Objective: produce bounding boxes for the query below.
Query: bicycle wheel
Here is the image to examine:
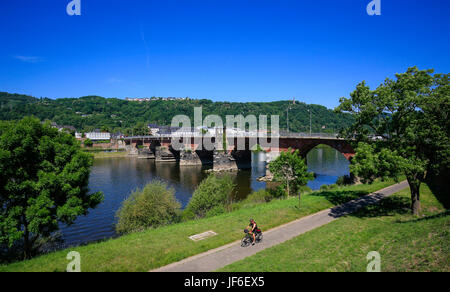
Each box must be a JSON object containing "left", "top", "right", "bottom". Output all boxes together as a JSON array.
[
  {"left": 257, "top": 233, "right": 263, "bottom": 243},
  {"left": 241, "top": 236, "right": 251, "bottom": 247}
]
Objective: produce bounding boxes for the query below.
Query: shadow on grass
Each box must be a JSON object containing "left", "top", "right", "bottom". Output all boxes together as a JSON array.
[
  {"left": 426, "top": 178, "right": 450, "bottom": 210},
  {"left": 318, "top": 191, "right": 411, "bottom": 219},
  {"left": 352, "top": 196, "right": 411, "bottom": 218},
  {"left": 310, "top": 190, "right": 369, "bottom": 206},
  {"left": 397, "top": 210, "right": 450, "bottom": 224}
]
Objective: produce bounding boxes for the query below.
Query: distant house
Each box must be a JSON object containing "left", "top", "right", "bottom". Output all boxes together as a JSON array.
[
  {"left": 50, "top": 122, "right": 76, "bottom": 133},
  {"left": 60, "top": 125, "right": 76, "bottom": 133},
  {"left": 111, "top": 132, "right": 124, "bottom": 139},
  {"left": 148, "top": 123, "right": 161, "bottom": 135},
  {"left": 86, "top": 131, "right": 111, "bottom": 141},
  {"left": 75, "top": 132, "right": 83, "bottom": 139}
]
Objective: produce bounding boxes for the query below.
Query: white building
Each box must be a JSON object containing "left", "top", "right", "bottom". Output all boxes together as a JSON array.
[
  {"left": 86, "top": 132, "right": 111, "bottom": 141},
  {"left": 75, "top": 132, "right": 83, "bottom": 139}
]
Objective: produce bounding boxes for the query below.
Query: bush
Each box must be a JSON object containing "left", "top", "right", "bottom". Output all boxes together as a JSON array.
[
  {"left": 269, "top": 186, "right": 288, "bottom": 199},
  {"left": 320, "top": 184, "right": 338, "bottom": 191},
  {"left": 205, "top": 205, "right": 227, "bottom": 218},
  {"left": 180, "top": 208, "right": 196, "bottom": 222},
  {"left": 184, "top": 174, "right": 235, "bottom": 218},
  {"left": 84, "top": 138, "right": 93, "bottom": 147},
  {"left": 336, "top": 175, "right": 354, "bottom": 186},
  {"left": 297, "top": 185, "right": 313, "bottom": 194},
  {"left": 115, "top": 181, "right": 181, "bottom": 234},
  {"left": 242, "top": 190, "right": 273, "bottom": 204}
]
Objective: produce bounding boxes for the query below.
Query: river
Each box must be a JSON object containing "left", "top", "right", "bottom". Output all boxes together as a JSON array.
[{"left": 60, "top": 145, "right": 350, "bottom": 247}]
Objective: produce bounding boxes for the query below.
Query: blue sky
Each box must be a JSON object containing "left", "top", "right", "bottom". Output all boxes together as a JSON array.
[{"left": 0, "top": 0, "right": 449, "bottom": 108}]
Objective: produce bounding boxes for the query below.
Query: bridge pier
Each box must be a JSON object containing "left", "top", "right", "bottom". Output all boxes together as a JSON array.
[
  {"left": 124, "top": 135, "right": 355, "bottom": 175},
  {"left": 212, "top": 150, "right": 238, "bottom": 172},
  {"left": 155, "top": 146, "right": 177, "bottom": 162},
  {"left": 137, "top": 148, "right": 155, "bottom": 159},
  {"left": 179, "top": 150, "right": 203, "bottom": 166}
]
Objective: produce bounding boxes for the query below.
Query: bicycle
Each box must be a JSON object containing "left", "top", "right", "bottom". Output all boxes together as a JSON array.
[{"left": 241, "top": 229, "right": 263, "bottom": 247}]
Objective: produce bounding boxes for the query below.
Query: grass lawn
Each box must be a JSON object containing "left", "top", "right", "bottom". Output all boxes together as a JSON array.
[
  {"left": 218, "top": 184, "right": 449, "bottom": 272},
  {"left": 90, "top": 151, "right": 128, "bottom": 159},
  {"left": 1, "top": 179, "right": 400, "bottom": 272}
]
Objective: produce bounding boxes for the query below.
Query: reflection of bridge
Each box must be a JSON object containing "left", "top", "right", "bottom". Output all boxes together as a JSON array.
[{"left": 124, "top": 133, "right": 355, "bottom": 172}]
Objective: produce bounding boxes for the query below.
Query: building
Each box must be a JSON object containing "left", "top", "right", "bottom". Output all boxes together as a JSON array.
[
  {"left": 86, "top": 131, "right": 111, "bottom": 141},
  {"left": 148, "top": 124, "right": 161, "bottom": 135}
]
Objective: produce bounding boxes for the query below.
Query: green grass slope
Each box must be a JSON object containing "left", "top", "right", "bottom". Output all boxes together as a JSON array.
[
  {"left": 0, "top": 180, "right": 398, "bottom": 272},
  {"left": 219, "top": 184, "right": 449, "bottom": 272}
]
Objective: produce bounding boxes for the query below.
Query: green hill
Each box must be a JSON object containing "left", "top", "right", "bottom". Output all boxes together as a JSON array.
[{"left": 0, "top": 92, "right": 353, "bottom": 133}]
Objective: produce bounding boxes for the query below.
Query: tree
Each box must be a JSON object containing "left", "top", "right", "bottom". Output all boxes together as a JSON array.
[
  {"left": 84, "top": 138, "right": 93, "bottom": 147},
  {"left": 100, "top": 125, "right": 110, "bottom": 133},
  {"left": 133, "top": 122, "right": 150, "bottom": 136},
  {"left": 0, "top": 117, "right": 103, "bottom": 259},
  {"left": 335, "top": 67, "right": 449, "bottom": 215},
  {"left": 269, "top": 148, "right": 314, "bottom": 206}
]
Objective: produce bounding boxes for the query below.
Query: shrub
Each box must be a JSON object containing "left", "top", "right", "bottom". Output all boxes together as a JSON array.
[
  {"left": 298, "top": 185, "right": 313, "bottom": 194},
  {"left": 242, "top": 190, "right": 273, "bottom": 204},
  {"left": 252, "top": 144, "right": 265, "bottom": 153},
  {"left": 84, "top": 138, "right": 93, "bottom": 147},
  {"left": 115, "top": 181, "right": 181, "bottom": 234},
  {"left": 336, "top": 175, "right": 354, "bottom": 186},
  {"left": 180, "top": 208, "right": 196, "bottom": 222},
  {"left": 184, "top": 174, "right": 235, "bottom": 218},
  {"left": 320, "top": 184, "right": 338, "bottom": 191},
  {"left": 205, "top": 205, "right": 227, "bottom": 218},
  {"left": 269, "top": 186, "right": 288, "bottom": 199}
]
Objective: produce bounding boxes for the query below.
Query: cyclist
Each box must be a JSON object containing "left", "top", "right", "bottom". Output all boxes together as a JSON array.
[{"left": 247, "top": 219, "right": 259, "bottom": 245}]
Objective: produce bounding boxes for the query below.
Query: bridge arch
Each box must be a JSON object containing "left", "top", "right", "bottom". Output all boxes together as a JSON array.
[
  {"left": 300, "top": 140, "right": 355, "bottom": 161},
  {"left": 278, "top": 138, "right": 355, "bottom": 161}
]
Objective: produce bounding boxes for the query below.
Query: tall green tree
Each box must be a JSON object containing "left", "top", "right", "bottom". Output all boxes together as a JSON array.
[
  {"left": 269, "top": 148, "right": 314, "bottom": 206},
  {"left": 0, "top": 117, "right": 103, "bottom": 258},
  {"left": 335, "top": 67, "right": 449, "bottom": 215}
]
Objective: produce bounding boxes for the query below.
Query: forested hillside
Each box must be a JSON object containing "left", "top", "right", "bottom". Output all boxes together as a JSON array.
[{"left": 0, "top": 92, "right": 353, "bottom": 133}]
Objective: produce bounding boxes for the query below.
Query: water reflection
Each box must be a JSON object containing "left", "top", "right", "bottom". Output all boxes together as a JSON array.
[{"left": 306, "top": 144, "right": 350, "bottom": 190}]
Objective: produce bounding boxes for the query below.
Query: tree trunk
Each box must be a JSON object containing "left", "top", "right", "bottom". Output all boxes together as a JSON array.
[
  {"left": 23, "top": 224, "right": 31, "bottom": 259},
  {"left": 22, "top": 214, "right": 32, "bottom": 259},
  {"left": 407, "top": 176, "right": 422, "bottom": 216},
  {"left": 298, "top": 191, "right": 301, "bottom": 208},
  {"left": 286, "top": 178, "right": 290, "bottom": 197},
  {"left": 410, "top": 184, "right": 421, "bottom": 216}
]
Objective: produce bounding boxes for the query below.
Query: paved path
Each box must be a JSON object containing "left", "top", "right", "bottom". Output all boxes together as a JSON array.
[{"left": 152, "top": 181, "right": 409, "bottom": 272}]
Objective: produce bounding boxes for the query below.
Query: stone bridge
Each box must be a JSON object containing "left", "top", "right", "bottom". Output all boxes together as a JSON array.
[{"left": 124, "top": 134, "right": 355, "bottom": 172}]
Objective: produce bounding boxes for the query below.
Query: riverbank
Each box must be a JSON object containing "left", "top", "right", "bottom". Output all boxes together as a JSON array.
[
  {"left": 81, "top": 149, "right": 128, "bottom": 159},
  {"left": 219, "top": 184, "right": 449, "bottom": 272},
  {"left": 90, "top": 151, "right": 129, "bottom": 159},
  {"left": 1, "top": 179, "right": 400, "bottom": 272}
]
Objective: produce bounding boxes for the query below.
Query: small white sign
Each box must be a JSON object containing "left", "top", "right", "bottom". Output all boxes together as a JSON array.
[{"left": 189, "top": 230, "right": 218, "bottom": 242}]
